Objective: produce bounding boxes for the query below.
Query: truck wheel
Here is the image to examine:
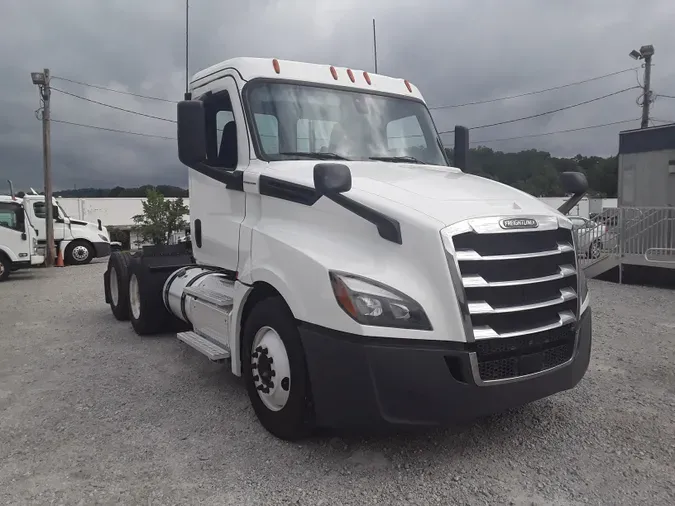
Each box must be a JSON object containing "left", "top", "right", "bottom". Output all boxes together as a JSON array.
[
  {"left": 105, "top": 252, "right": 132, "bottom": 321},
  {"left": 242, "top": 296, "right": 314, "bottom": 440},
  {"left": 588, "top": 240, "right": 602, "bottom": 259},
  {"left": 66, "top": 240, "right": 94, "bottom": 265},
  {"left": 0, "top": 255, "right": 10, "bottom": 282},
  {"left": 127, "top": 260, "right": 172, "bottom": 335}
]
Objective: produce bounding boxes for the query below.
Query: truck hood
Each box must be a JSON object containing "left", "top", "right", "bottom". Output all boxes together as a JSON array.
[{"left": 266, "top": 160, "right": 561, "bottom": 226}]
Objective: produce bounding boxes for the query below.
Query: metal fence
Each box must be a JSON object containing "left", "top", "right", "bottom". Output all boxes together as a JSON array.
[{"left": 577, "top": 207, "right": 675, "bottom": 272}]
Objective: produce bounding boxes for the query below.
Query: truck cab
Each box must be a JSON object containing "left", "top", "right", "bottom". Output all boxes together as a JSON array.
[
  {"left": 104, "top": 57, "right": 592, "bottom": 440},
  {"left": 0, "top": 196, "right": 44, "bottom": 281},
  {"left": 22, "top": 194, "right": 112, "bottom": 265}
]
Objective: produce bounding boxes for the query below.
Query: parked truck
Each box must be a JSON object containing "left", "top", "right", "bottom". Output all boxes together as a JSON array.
[
  {"left": 0, "top": 192, "right": 44, "bottom": 281},
  {"left": 102, "top": 57, "right": 592, "bottom": 440},
  {"left": 20, "top": 192, "right": 112, "bottom": 265}
]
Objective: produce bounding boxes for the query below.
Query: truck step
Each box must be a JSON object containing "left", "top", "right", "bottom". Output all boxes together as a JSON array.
[
  {"left": 177, "top": 331, "right": 231, "bottom": 361},
  {"left": 183, "top": 285, "right": 233, "bottom": 307}
]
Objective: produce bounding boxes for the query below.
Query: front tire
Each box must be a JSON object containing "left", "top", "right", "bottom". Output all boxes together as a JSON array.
[
  {"left": 0, "top": 255, "right": 11, "bottom": 282},
  {"left": 66, "top": 240, "right": 94, "bottom": 265},
  {"left": 242, "top": 296, "right": 314, "bottom": 440}
]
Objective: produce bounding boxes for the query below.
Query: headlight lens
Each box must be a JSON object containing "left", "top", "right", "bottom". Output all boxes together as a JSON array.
[
  {"left": 98, "top": 234, "right": 109, "bottom": 242},
  {"left": 329, "top": 272, "right": 432, "bottom": 330}
]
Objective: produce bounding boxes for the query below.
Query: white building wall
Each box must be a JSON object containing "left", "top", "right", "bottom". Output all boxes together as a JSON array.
[{"left": 56, "top": 197, "right": 190, "bottom": 227}]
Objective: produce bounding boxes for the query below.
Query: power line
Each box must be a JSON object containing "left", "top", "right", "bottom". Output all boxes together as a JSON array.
[
  {"left": 656, "top": 94, "right": 675, "bottom": 100},
  {"left": 51, "top": 75, "right": 176, "bottom": 103},
  {"left": 468, "top": 118, "right": 639, "bottom": 145},
  {"left": 52, "top": 119, "right": 176, "bottom": 140},
  {"left": 428, "top": 68, "right": 638, "bottom": 110},
  {"left": 438, "top": 86, "right": 638, "bottom": 134},
  {"left": 51, "top": 87, "right": 176, "bottom": 124}
]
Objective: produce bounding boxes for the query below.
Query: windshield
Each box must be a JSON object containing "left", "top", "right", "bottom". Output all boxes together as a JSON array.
[{"left": 245, "top": 82, "right": 448, "bottom": 166}]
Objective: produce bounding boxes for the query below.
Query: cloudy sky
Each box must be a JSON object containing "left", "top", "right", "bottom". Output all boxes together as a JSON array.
[{"left": 1, "top": 0, "right": 674, "bottom": 192}]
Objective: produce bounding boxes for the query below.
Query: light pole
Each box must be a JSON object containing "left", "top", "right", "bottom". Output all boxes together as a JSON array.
[
  {"left": 31, "top": 69, "right": 55, "bottom": 267},
  {"left": 629, "top": 45, "right": 655, "bottom": 129}
]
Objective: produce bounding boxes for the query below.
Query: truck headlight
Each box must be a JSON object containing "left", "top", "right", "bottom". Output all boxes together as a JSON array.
[
  {"left": 329, "top": 272, "right": 432, "bottom": 330},
  {"left": 98, "top": 234, "right": 109, "bottom": 242},
  {"left": 32, "top": 237, "right": 37, "bottom": 252}
]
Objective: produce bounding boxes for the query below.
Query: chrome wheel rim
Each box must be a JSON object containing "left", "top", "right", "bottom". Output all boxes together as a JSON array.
[
  {"left": 110, "top": 266, "right": 119, "bottom": 306},
  {"left": 251, "top": 326, "right": 291, "bottom": 412},
  {"left": 129, "top": 274, "right": 141, "bottom": 320},
  {"left": 72, "top": 245, "right": 89, "bottom": 262}
]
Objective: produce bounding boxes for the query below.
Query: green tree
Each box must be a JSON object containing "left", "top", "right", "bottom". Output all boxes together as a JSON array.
[{"left": 132, "top": 188, "right": 189, "bottom": 245}]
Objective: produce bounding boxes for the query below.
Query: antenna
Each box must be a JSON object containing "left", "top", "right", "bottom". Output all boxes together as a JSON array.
[
  {"left": 372, "top": 19, "right": 378, "bottom": 74},
  {"left": 184, "top": 0, "right": 191, "bottom": 100}
]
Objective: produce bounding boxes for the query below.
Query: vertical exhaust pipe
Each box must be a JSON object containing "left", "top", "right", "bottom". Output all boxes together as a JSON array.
[{"left": 7, "top": 179, "right": 15, "bottom": 200}]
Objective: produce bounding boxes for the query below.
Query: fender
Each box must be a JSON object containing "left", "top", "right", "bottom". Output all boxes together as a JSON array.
[
  {"left": 248, "top": 266, "right": 308, "bottom": 322},
  {"left": 0, "top": 245, "right": 19, "bottom": 262}
]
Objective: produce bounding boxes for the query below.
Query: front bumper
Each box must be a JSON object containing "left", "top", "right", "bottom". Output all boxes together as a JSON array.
[
  {"left": 300, "top": 308, "right": 592, "bottom": 429},
  {"left": 93, "top": 241, "right": 111, "bottom": 258}
]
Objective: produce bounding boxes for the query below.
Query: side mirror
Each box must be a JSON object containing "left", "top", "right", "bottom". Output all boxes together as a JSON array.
[
  {"left": 177, "top": 100, "right": 207, "bottom": 167},
  {"left": 313, "top": 163, "right": 352, "bottom": 195},
  {"left": 454, "top": 125, "right": 469, "bottom": 170},
  {"left": 560, "top": 171, "right": 588, "bottom": 194},
  {"left": 21, "top": 233, "right": 27, "bottom": 241},
  {"left": 557, "top": 171, "right": 589, "bottom": 215},
  {"left": 97, "top": 219, "right": 102, "bottom": 231}
]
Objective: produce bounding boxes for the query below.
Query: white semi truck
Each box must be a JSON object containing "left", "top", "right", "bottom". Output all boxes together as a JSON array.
[
  {"left": 103, "top": 57, "right": 592, "bottom": 440},
  {"left": 20, "top": 192, "right": 112, "bottom": 265},
  {"left": 0, "top": 192, "right": 44, "bottom": 281}
]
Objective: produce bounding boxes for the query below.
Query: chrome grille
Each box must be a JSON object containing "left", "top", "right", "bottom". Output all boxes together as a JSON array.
[{"left": 443, "top": 215, "right": 579, "bottom": 381}]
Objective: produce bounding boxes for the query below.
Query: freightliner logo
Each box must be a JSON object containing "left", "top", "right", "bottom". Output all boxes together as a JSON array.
[{"left": 499, "top": 218, "right": 539, "bottom": 229}]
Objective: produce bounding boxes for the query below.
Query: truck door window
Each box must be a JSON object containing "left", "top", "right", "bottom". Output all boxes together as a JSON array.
[
  {"left": 204, "top": 91, "right": 238, "bottom": 169},
  {"left": 0, "top": 202, "right": 23, "bottom": 231},
  {"left": 33, "top": 202, "right": 59, "bottom": 220}
]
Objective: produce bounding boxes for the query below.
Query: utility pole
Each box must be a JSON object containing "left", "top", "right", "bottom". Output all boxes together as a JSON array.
[
  {"left": 629, "top": 45, "right": 654, "bottom": 128},
  {"left": 30, "top": 68, "right": 54, "bottom": 267},
  {"left": 372, "top": 19, "right": 378, "bottom": 74},
  {"left": 185, "top": 0, "right": 191, "bottom": 100}
]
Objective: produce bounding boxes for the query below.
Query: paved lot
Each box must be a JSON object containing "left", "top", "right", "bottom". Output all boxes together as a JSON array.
[{"left": 1, "top": 261, "right": 674, "bottom": 505}]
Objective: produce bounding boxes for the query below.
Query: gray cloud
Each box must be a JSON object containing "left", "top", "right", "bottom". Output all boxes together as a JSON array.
[{"left": 1, "top": 0, "right": 674, "bottom": 191}]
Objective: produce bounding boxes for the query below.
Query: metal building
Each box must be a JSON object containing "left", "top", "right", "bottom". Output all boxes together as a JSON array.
[
  {"left": 583, "top": 123, "right": 675, "bottom": 279},
  {"left": 618, "top": 123, "right": 675, "bottom": 207}
]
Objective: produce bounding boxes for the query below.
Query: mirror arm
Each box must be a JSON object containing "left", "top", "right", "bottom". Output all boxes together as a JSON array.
[
  {"left": 324, "top": 193, "right": 402, "bottom": 244},
  {"left": 189, "top": 161, "right": 244, "bottom": 191},
  {"left": 557, "top": 191, "right": 587, "bottom": 215}
]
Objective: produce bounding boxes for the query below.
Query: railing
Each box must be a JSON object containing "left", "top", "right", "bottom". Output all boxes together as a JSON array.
[{"left": 580, "top": 206, "right": 675, "bottom": 272}]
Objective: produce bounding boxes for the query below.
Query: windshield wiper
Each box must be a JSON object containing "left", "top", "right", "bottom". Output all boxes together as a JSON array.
[
  {"left": 279, "top": 151, "right": 349, "bottom": 160},
  {"left": 369, "top": 155, "right": 423, "bottom": 164}
]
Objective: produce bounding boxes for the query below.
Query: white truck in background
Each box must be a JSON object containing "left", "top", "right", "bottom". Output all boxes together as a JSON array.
[
  {"left": 0, "top": 187, "right": 44, "bottom": 281},
  {"left": 20, "top": 190, "right": 112, "bottom": 265},
  {"left": 102, "top": 57, "right": 592, "bottom": 440}
]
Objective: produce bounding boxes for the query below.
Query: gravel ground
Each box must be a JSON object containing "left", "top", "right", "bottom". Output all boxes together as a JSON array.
[{"left": 0, "top": 260, "right": 674, "bottom": 505}]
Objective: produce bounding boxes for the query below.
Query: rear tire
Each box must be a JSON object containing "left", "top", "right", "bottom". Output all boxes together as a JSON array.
[
  {"left": 66, "top": 239, "right": 94, "bottom": 265},
  {"left": 104, "top": 251, "right": 133, "bottom": 321},
  {"left": 127, "top": 258, "right": 186, "bottom": 335},
  {"left": 242, "top": 296, "right": 314, "bottom": 440},
  {"left": 0, "top": 255, "right": 11, "bottom": 282}
]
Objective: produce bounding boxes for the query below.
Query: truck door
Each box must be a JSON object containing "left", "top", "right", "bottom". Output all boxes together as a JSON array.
[
  {"left": 189, "top": 75, "right": 248, "bottom": 271},
  {"left": 31, "top": 199, "right": 66, "bottom": 245},
  {"left": 0, "top": 201, "right": 30, "bottom": 262}
]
